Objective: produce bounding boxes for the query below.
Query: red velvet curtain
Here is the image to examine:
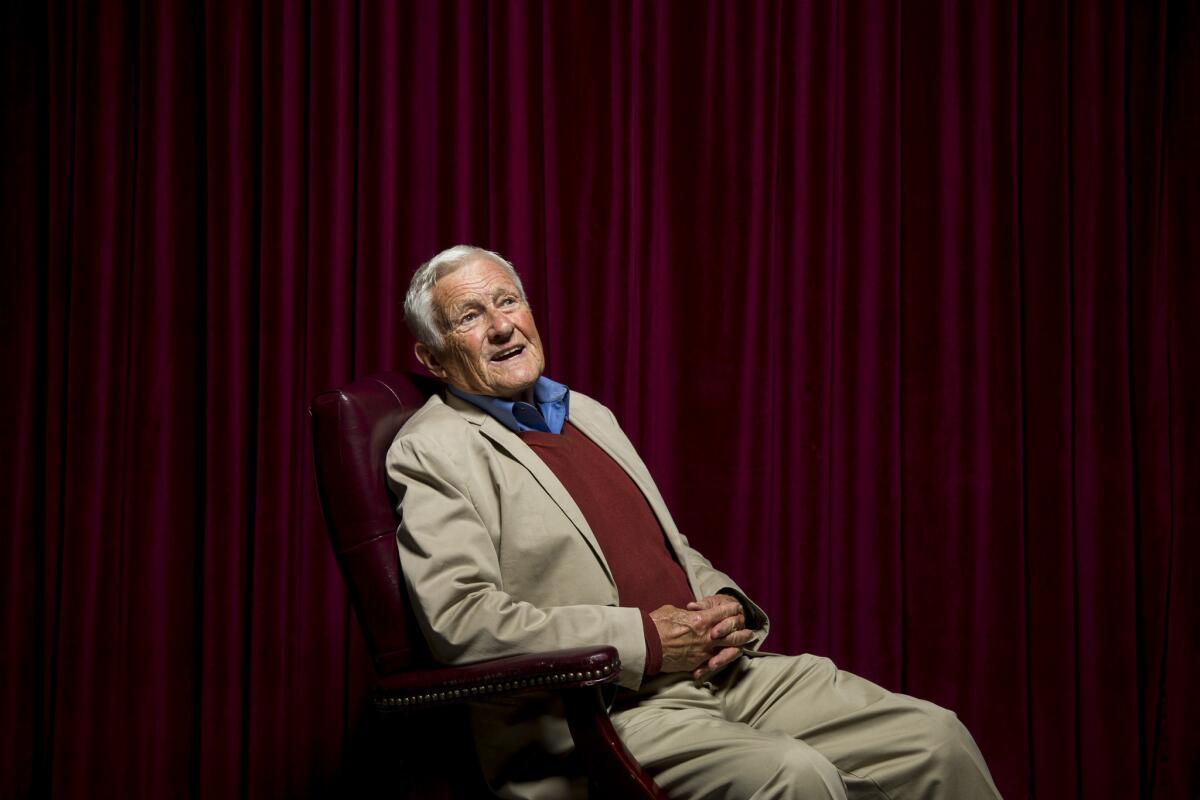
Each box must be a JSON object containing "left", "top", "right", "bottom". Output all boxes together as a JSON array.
[{"left": 3, "top": 1, "right": 1197, "bottom": 797}]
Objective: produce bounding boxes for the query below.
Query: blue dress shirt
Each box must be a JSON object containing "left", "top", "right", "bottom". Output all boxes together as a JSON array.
[{"left": 448, "top": 376, "right": 570, "bottom": 434}]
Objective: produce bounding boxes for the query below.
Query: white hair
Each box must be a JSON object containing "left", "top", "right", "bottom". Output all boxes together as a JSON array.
[{"left": 404, "top": 245, "right": 527, "bottom": 349}]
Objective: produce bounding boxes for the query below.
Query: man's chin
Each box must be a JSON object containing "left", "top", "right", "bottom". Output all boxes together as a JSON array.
[
  {"left": 488, "top": 371, "right": 540, "bottom": 399},
  {"left": 484, "top": 354, "right": 539, "bottom": 385}
]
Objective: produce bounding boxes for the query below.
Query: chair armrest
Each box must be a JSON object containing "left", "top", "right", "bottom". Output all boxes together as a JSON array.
[
  {"left": 373, "top": 644, "right": 665, "bottom": 798},
  {"left": 373, "top": 645, "right": 622, "bottom": 711}
]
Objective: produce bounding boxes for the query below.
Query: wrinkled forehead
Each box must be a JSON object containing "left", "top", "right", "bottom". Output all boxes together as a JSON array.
[{"left": 432, "top": 258, "right": 520, "bottom": 314}]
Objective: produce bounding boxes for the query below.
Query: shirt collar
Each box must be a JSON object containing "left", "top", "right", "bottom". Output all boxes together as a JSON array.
[{"left": 447, "top": 376, "right": 570, "bottom": 434}]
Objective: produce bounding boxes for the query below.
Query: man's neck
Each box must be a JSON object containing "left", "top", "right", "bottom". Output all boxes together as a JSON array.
[
  {"left": 446, "top": 376, "right": 569, "bottom": 436},
  {"left": 447, "top": 383, "right": 537, "bottom": 403}
]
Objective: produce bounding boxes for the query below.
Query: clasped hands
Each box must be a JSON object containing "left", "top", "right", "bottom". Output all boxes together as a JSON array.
[{"left": 651, "top": 594, "right": 754, "bottom": 680}]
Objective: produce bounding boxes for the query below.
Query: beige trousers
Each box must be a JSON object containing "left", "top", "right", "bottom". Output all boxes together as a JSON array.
[{"left": 610, "top": 653, "right": 1002, "bottom": 800}]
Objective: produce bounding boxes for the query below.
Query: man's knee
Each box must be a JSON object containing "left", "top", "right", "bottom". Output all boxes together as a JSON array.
[
  {"left": 903, "top": 703, "right": 997, "bottom": 795},
  {"left": 916, "top": 705, "right": 970, "bottom": 758},
  {"left": 741, "top": 737, "right": 846, "bottom": 800}
]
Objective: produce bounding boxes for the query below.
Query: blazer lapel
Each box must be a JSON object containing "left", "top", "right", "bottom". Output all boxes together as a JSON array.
[{"left": 444, "top": 392, "right": 617, "bottom": 586}]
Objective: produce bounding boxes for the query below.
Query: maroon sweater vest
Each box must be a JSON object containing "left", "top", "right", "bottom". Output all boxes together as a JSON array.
[{"left": 519, "top": 422, "right": 694, "bottom": 675}]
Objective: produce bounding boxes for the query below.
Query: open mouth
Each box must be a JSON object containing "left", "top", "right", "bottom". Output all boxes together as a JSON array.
[{"left": 490, "top": 345, "right": 525, "bottom": 363}]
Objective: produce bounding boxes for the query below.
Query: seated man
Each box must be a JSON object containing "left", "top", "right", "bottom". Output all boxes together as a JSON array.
[{"left": 387, "top": 245, "right": 1002, "bottom": 799}]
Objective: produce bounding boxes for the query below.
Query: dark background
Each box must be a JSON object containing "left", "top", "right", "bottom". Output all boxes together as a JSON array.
[{"left": 3, "top": 1, "right": 1197, "bottom": 797}]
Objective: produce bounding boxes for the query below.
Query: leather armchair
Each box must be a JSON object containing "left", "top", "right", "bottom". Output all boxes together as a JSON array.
[{"left": 309, "top": 372, "right": 665, "bottom": 799}]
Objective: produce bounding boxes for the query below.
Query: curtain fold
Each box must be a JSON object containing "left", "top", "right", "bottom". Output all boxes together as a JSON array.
[{"left": 3, "top": 1, "right": 1196, "bottom": 797}]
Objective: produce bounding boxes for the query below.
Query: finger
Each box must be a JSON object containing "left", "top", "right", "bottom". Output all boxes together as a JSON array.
[
  {"left": 707, "top": 615, "right": 734, "bottom": 640},
  {"left": 686, "top": 601, "right": 704, "bottom": 610},
  {"left": 696, "top": 603, "right": 741, "bottom": 626},
  {"left": 711, "top": 629, "right": 754, "bottom": 648},
  {"left": 709, "top": 594, "right": 741, "bottom": 612},
  {"left": 709, "top": 613, "right": 747, "bottom": 640},
  {"left": 708, "top": 646, "right": 741, "bottom": 671},
  {"left": 692, "top": 646, "right": 741, "bottom": 680},
  {"left": 710, "top": 646, "right": 735, "bottom": 667}
]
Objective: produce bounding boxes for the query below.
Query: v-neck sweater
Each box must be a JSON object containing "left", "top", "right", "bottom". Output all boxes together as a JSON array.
[{"left": 519, "top": 422, "right": 695, "bottom": 675}]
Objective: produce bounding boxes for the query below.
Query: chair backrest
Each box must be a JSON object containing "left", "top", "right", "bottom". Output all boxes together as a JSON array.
[{"left": 309, "top": 371, "right": 441, "bottom": 675}]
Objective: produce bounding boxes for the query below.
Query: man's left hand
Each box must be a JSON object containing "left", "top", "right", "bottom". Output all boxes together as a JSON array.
[{"left": 686, "top": 594, "right": 749, "bottom": 680}]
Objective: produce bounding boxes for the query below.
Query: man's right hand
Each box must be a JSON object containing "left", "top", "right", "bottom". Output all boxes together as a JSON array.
[{"left": 650, "top": 600, "right": 754, "bottom": 678}]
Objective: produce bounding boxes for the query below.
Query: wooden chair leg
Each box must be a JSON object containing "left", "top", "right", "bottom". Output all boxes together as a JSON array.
[{"left": 560, "top": 686, "right": 669, "bottom": 799}]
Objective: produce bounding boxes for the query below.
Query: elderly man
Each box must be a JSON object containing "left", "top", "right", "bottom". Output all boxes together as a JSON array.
[{"left": 387, "top": 245, "right": 1001, "bottom": 799}]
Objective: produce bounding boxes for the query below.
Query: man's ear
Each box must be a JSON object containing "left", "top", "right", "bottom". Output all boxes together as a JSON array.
[{"left": 414, "top": 341, "right": 447, "bottom": 379}]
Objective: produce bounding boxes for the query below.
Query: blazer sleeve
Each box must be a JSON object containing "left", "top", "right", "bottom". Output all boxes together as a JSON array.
[{"left": 387, "top": 429, "right": 650, "bottom": 690}]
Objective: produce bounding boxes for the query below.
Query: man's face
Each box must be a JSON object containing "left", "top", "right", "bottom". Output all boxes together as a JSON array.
[{"left": 416, "top": 258, "right": 546, "bottom": 399}]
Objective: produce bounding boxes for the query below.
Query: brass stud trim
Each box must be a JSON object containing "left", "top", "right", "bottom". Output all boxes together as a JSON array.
[{"left": 374, "top": 655, "right": 624, "bottom": 711}]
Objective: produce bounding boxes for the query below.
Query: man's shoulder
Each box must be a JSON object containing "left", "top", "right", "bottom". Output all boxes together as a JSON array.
[
  {"left": 385, "top": 393, "right": 495, "bottom": 491},
  {"left": 393, "top": 392, "right": 476, "bottom": 444},
  {"left": 385, "top": 392, "right": 474, "bottom": 459},
  {"left": 401, "top": 391, "right": 456, "bottom": 428},
  {"left": 565, "top": 389, "right": 618, "bottom": 428}
]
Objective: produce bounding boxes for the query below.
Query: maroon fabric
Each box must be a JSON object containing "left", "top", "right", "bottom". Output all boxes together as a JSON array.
[
  {"left": 639, "top": 616, "right": 663, "bottom": 677},
  {"left": 521, "top": 423, "right": 696, "bottom": 675},
  {"left": 3, "top": 2, "right": 1199, "bottom": 798}
]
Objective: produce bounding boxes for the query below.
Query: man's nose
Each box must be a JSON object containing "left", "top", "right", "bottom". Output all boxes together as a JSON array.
[{"left": 486, "top": 308, "right": 514, "bottom": 339}]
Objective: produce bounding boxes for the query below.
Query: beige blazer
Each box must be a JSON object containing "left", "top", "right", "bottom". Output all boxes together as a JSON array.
[
  {"left": 386, "top": 388, "right": 769, "bottom": 794},
  {"left": 387, "top": 389, "right": 769, "bottom": 688}
]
